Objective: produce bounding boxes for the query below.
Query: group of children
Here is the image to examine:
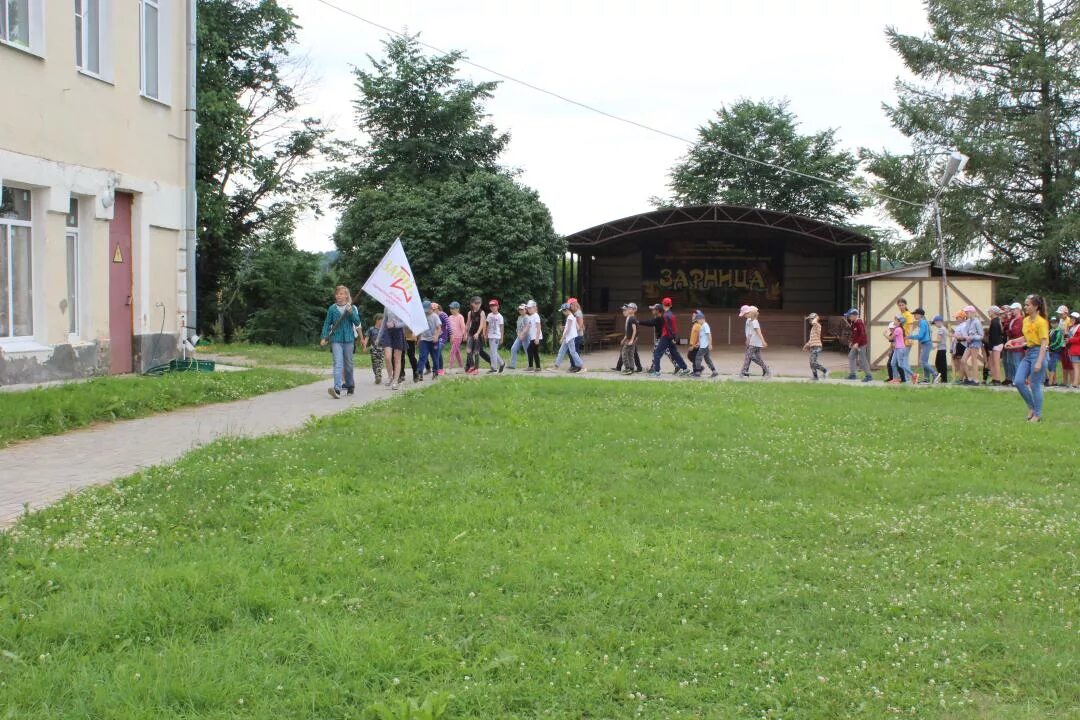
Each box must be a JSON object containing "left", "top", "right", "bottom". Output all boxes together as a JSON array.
[
  {"left": 351, "top": 295, "right": 549, "bottom": 392},
  {"left": 322, "top": 286, "right": 1075, "bottom": 421}
]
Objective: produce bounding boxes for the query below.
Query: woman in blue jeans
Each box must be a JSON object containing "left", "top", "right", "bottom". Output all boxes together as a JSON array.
[{"left": 1008, "top": 295, "right": 1050, "bottom": 422}]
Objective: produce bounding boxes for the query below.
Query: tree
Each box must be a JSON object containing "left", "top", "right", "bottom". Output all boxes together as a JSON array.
[
  {"left": 865, "top": 0, "right": 1080, "bottom": 294},
  {"left": 196, "top": 0, "right": 327, "bottom": 336},
  {"left": 231, "top": 227, "right": 332, "bottom": 346},
  {"left": 661, "top": 99, "right": 864, "bottom": 223},
  {"left": 325, "top": 35, "right": 562, "bottom": 311},
  {"left": 334, "top": 174, "right": 558, "bottom": 318},
  {"left": 322, "top": 34, "right": 509, "bottom": 199}
]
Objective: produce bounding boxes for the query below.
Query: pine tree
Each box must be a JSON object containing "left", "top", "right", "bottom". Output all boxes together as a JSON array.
[{"left": 865, "top": 0, "right": 1080, "bottom": 292}]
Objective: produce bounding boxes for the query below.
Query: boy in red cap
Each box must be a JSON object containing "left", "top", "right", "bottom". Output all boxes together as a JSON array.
[{"left": 647, "top": 297, "right": 689, "bottom": 376}]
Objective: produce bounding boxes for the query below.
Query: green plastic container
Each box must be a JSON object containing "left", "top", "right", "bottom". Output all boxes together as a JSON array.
[{"left": 168, "top": 358, "right": 216, "bottom": 373}]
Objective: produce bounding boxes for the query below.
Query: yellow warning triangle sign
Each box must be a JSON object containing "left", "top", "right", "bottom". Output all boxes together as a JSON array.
[{"left": 113, "top": 244, "right": 124, "bottom": 263}]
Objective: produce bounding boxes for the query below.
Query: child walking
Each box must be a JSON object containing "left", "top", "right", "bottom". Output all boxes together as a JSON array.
[
  {"left": 432, "top": 302, "right": 450, "bottom": 376},
  {"left": 803, "top": 312, "right": 828, "bottom": 380},
  {"left": 932, "top": 314, "right": 948, "bottom": 383},
  {"left": 486, "top": 299, "right": 506, "bottom": 373},
  {"left": 320, "top": 285, "right": 362, "bottom": 399},
  {"left": 739, "top": 305, "right": 771, "bottom": 378},
  {"left": 620, "top": 303, "right": 640, "bottom": 375},
  {"left": 509, "top": 303, "right": 528, "bottom": 369},
  {"left": 465, "top": 296, "right": 487, "bottom": 375},
  {"left": 366, "top": 313, "right": 385, "bottom": 384},
  {"left": 416, "top": 300, "right": 443, "bottom": 383},
  {"left": 887, "top": 315, "right": 910, "bottom": 384},
  {"left": 552, "top": 303, "right": 584, "bottom": 372},
  {"left": 692, "top": 310, "right": 717, "bottom": 377},
  {"left": 447, "top": 301, "right": 466, "bottom": 370},
  {"left": 687, "top": 311, "right": 701, "bottom": 371},
  {"left": 525, "top": 300, "right": 543, "bottom": 371}
]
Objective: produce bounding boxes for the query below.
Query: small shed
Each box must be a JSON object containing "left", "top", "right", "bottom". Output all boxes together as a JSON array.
[{"left": 848, "top": 262, "right": 1016, "bottom": 368}]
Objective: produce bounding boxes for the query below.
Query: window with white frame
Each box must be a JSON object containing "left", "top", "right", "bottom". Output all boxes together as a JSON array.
[
  {"left": 140, "top": 0, "right": 160, "bottom": 99},
  {"left": 1, "top": 0, "right": 31, "bottom": 48},
  {"left": 65, "top": 198, "right": 80, "bottom": 337},
  {"left": 0, "top": 186, "right": 34, "bottom": 339},
  {"left": 74, "top": 0, "right": 101, "bottom": 74}
]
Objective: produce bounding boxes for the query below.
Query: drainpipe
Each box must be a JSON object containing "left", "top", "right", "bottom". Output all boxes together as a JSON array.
[{"left": 184, "top": 0, "right": 198, "bottom": 333}]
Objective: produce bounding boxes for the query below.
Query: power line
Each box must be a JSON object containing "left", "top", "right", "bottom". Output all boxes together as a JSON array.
[{"left": 310, "top": 0, "right": 926, "bottom": 210}]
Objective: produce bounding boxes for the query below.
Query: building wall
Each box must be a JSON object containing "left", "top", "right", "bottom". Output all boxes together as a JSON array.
[
  {"left": 0, "top": 0, "right": 189, "bottom": 384},
  {"left": 863, "top": 277, "right": 996, "bottom": 368},
  {"left": 783, "top": 252, "right": 835, "bottom": 312}
]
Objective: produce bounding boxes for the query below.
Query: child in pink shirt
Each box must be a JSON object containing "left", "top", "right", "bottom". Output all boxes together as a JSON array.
[
  {"left": 887, "top": 315, "right": 913, "bottom": 384},
  {"left": 447, "top": 301, "right": 467, "bottom": 370}
]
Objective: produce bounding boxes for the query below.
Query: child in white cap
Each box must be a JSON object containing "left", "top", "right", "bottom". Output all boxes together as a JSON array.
[
  {"left": 739, "top": 306, "right": 771, "bottom": 378},
  {"left": 803, "top": 312, "right": 828, "bottom": 380}
]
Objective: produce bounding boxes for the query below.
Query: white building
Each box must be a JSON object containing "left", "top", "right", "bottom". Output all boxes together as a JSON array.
[{"left": 0, "top": 0, "right": 195, "bottom": 384}]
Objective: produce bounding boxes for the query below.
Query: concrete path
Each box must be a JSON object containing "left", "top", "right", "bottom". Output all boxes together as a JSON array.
[{"left": 0, "top": 377, "right": 417, "bottom": 528}]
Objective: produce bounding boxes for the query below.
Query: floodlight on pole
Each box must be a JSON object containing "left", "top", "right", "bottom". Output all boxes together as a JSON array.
[{"left": 933, "top": 151, "right": 969, "bottom": 337}]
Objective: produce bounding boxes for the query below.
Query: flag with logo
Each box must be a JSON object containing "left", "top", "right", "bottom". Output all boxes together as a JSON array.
[{"left": 361, "top": 237, "right": 428, "bottom": 335}]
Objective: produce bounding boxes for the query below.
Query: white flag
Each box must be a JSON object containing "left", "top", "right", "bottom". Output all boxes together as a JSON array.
[{"left": 361, "top": 238, "right": 428, "bottom": 335}]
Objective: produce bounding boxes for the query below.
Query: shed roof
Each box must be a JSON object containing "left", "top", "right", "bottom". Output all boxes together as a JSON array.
[{"left": 848, "top": 261, "right": 1017, "bottom": 282}]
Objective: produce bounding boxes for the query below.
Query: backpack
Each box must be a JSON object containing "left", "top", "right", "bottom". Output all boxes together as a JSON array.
[{"left": 1049, "top": 327, "right": 1066, "bottom": 352}]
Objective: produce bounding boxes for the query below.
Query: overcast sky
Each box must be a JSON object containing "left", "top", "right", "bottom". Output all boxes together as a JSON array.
[{"left": 282, "top": 0, "right": 930, "bottom": 252}]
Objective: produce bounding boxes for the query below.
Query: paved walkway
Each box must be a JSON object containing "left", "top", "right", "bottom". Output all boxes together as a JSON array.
[{"left": 0, "top": 376, "right": 417, "bottom": 528}]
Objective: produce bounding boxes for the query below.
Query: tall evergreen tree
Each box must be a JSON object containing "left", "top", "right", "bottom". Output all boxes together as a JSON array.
[
  {"left": 661, "top": 99, "right": 864, "bottom": 224},
  {"left": 865, "top": 0, "right": 1080, "bottom": 292},
  {"left": 322, "top": 35, "right": 509, "bottom": 199}
]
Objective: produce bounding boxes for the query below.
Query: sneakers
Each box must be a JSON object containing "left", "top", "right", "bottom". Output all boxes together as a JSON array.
[
  {"left": 375, "top": 376, "right": 382, "bottom": 385},
  {"left": 389, "top": 382, "right": 398, "bottom": 391},
  {"left": 486, "top": 368, "right": 497, "bottom": 374},
  {"left": 328, "top": 387, "right": 341, "bottom": 399},
  {"left": 647, "top": 370, "right": 661, "bottom": 377},
  {"left": 569, "top": 366, "right": 582, "bottom": 374},
  {"left": 862, "top": 375, "right": 873, "bottom": 382},
  {"left": 676, "top": 369, "right": 691, "bottom": 377},
  {"left": 846, "top": 373, "right": 857, "bottom": 380},
  {"left": 821, "top": 368, "right": 830, "bottom": 380},
  {"left": 498, "top": 363, "right": 506, "bottom": 374},
  {"left": 710, "top": 371, "right": 719, "bottom": 378},
  {"left": 622, "top": 369, "right": 634, "bottom": 375}
]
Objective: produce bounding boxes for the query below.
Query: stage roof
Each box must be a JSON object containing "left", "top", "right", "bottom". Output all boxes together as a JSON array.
[{"left": 565, "top": 204, "right": 873, "bottom": 255}]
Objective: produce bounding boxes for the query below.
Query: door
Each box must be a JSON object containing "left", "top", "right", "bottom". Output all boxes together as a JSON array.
[{"left": 108, "top": 192, "right": 134, "bottom": 374}]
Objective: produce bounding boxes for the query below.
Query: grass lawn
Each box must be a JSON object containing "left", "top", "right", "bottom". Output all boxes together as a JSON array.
[
  {"left": 0, "top": 368, "right": 317, "bottom": 447},
  {"left": 1, "top": 379, "right": 1077, "bottom": 718}
]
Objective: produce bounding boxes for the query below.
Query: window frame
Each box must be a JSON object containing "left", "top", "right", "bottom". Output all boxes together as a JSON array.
[
  {"left": 0, "top": 185, "right": 35, "bottom": 342},
  {"left": 0, "top": 0, "right": 43, "bottom": 57},
  {"left": 65, "top": 199, "right": 81, "bottom": 339},
  {"left": 74, "top": 0, "right": 102, "bottom": 77},
  {"left": 1, "top": 0, "right": 30, "bottom": 49},
  {"left": 139, "top": 0, "right": 160, "bottom": 100}
]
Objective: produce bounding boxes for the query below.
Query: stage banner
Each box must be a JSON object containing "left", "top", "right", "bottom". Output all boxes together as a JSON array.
[
  {"left": 361, "top": 238, "right": 428, "bottom": 335},
  {"left": 642, "top": 237, "right": 783, "bottom": 309}
]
